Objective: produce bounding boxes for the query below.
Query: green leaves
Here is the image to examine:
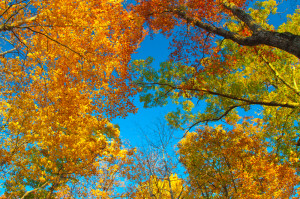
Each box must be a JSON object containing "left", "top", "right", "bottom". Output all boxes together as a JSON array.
[{"left": 130, "top": 0, "right": 300, "bottom": 197}]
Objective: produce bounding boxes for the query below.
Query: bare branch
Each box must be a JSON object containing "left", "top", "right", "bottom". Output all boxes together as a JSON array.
[
  {"left": 0, "top": 48, "right": 17, "bottom": 56},
  {"left": 185, "top": 104, "right": 241, "bottom": 133}
]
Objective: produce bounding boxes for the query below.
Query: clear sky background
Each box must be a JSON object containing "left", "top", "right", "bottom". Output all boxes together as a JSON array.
[{"left": 112, "top": 34, "right": 181, "bottom": 146}]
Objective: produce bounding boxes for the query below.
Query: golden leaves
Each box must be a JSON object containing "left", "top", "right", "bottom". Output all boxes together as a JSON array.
[
  {"left": 178, "top": 119, "right": 300, "bottom": 198},
  {"left": 134, "top": 174, "right": 187, "bottom": 198},
  {"left": 0, "top": 0, "right": 144, "bottom": 197}
]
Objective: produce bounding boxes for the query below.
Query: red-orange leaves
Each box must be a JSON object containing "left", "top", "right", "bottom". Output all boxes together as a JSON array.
[{"left": 134, "top": 0, "right": 248, "bottom": 66}]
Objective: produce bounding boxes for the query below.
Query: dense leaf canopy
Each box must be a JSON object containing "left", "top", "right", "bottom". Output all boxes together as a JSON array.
[{"left": 0, "top": 0, "right": 299, "bottom": 198}]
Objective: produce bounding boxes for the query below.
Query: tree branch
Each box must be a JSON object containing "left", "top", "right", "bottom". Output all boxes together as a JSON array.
[
  {"left": 257, "top": 51, "right": 300, "bottom": 96},
  {"left": 185, "top": 104, "right": 241, "bottom": 132},
  {"left": 172, "top": 5, "right": 300, "bottom": 59},
  {"left": 0, "top": 15, "right": 37, "bottom": 31},
  {"left": 138, "top": 82, "right": 300, "bottom": 108},
  {"left": 0, "top": 48, "right": 17, "bottom": 56}
]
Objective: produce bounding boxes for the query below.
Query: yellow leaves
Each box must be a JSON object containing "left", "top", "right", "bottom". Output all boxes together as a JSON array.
[
  {"left": 182, "top": 100, "right": 194, "bottom": 112},
  {"left": 261, "top": 0, "right": 278, "bottom": 14},
  {"left": 39, "top": 176, "right": 46, "bottom": 183},
  {"left": 0, "top": 0, "right": 145, "bottom": 196},
  {"left": 289, "top": 150, "right": 299, "bottom": 164},
  {"left": 179, "top": 131, "right": 196, "bottom": 147},
  {"left": 27, "top": 52, "right": 34, "bottom": 58},
  {"left": 135, "top": 174, "right": 186, "bottom": 199},
  {"left": 91, "top": 189, "right": 109, "bottom": 198}
]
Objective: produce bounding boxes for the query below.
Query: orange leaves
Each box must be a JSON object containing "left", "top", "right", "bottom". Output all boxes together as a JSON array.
[
  {"left": 178, "top": 119, "right": 300, "bottom": 198},
  {"left": 0, "top": 0, "right": 145, "bottom": 197},
  {"left": 134, "top": 0, "right": 249, "bottom": 67}
]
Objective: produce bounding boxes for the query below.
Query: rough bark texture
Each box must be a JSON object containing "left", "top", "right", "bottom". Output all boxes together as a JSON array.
[{"left": 173, "top": 4, "right": 300, "bottom": 59}]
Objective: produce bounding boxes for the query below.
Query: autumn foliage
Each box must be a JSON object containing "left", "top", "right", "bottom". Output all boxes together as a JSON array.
[
  {"left": 131, "top": 174, "right": 186, "bottom": 198},
  {"left": 132, "top": 0, "right": 300, "bottom": 198},
  {"left": 1, "top": 0, "right": 300, "bottom": 198},
  {"left": 0, "top": 0, "right": 143, "bottom": 197},
  {"left": 179, "top": 118, "right": 300, "bottom": 198}
]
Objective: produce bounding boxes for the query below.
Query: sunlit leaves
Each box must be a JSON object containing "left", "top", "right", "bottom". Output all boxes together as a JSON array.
[
  {"left": 178, "top": 119, "right": 300, "bottom": 198},
  {"left": 133, "top": 174, "right": 186, "bottom": 198},
  {"left": 132, "top": 0, "right": 300, "bottom": 197},
  {"left": 0, "top": 0, "right": 144, "bottom": 197}
]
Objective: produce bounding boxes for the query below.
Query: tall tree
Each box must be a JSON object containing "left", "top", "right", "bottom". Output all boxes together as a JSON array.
[{"left": 0, "top": 0, "right": 143, "bottom": 197}]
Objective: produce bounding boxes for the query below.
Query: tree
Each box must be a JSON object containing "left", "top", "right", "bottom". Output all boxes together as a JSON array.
[
  {"left": 132, "top": 0, "right": 300, "bottom": 197},
  {"left": 134, "top": 0, "right": 300, "bottom": 58},
  {"left": 1, "top": 0, "right": 300, "bottom": 197},
  {"left": 0, "top": 0, "right": 143, "bottom": 197},
  {"left": 178, "top": 117, "right": 300, "bottom": 198},
  {"left": 133, "top": 0, "right": 300, "bottom": 154},
  {"left": 123, "top": 120, "right": 188, "bottom": 199}
]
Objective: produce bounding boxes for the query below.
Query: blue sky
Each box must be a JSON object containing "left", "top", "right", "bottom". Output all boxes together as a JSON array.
[
  {"left": 112, "top": 34, "right": 181, "bottom": 146},
  {"left": 113, "top": 0, "right": 299, "bottom": 147}
]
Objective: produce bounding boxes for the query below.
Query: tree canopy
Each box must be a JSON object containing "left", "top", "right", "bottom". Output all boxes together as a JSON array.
[
  {"left": 0, "top": 0, "right": 300, "bottom": 198},
  {"left": 132, "top": 0, "right": 300, "bottom": 197},
  {"left": 0, "top": 0, "right": 143, "bottom": 197}
]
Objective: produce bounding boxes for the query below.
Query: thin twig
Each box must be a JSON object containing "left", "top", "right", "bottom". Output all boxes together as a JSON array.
[
  {"left": 185, "top": 104, "right": 241, "bottom": 133},
  {"left": 25, "top": 27, "right": 84, "bottom": 58}
]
